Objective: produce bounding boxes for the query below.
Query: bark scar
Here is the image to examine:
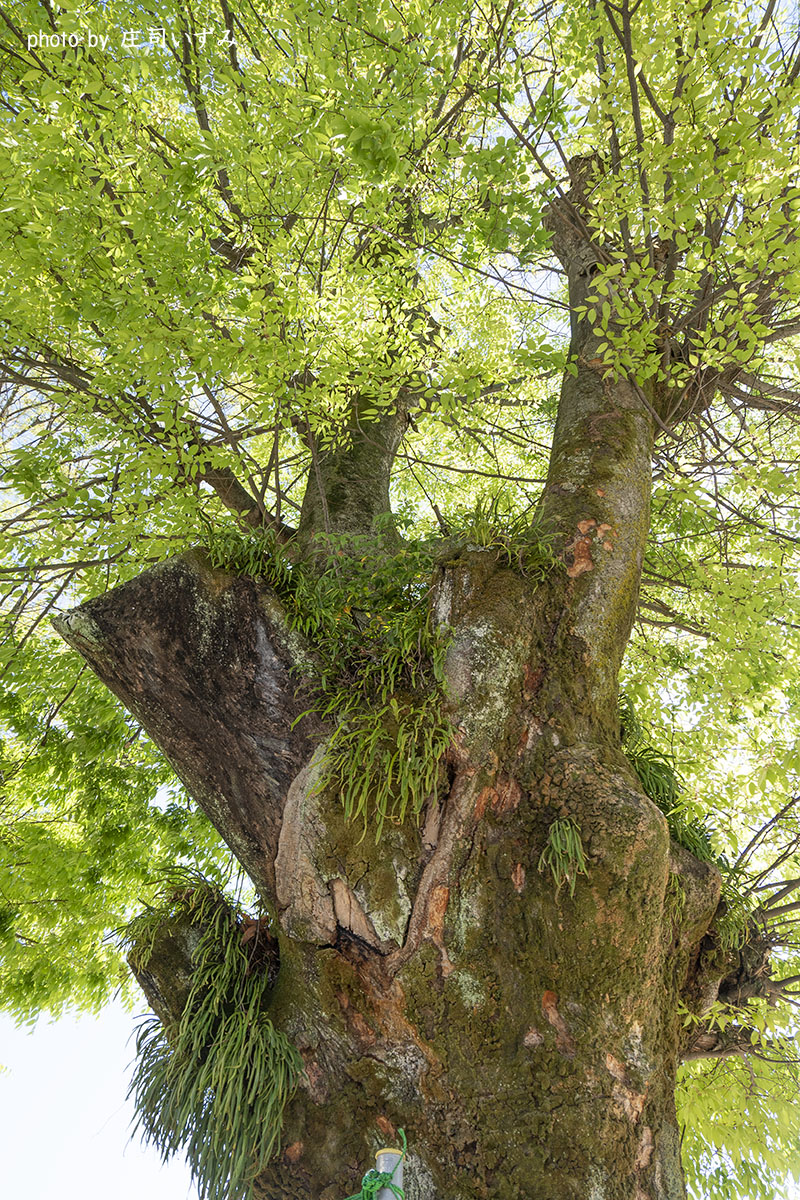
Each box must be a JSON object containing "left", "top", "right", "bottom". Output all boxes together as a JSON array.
[
  {"left": 564, "top": 517, "right": 618, "bottom": 577},
  {"left": 564, "top": 534, "right": 594, "bottom": 579},
  {"left": 387, "top": 768, "right": 481, "bottom": 975},
  {"left": 636, "top": 1125, "right": 654, "bottom": 1169},
  {"left": 605, "top": 1053, "right": 647, "bottom": 1121},
  {"left": 541, "top": 990, "right": 576, "bottom": 1057},
  {"left": 427, "top": 884, "right": 454, "bottom": 976}
]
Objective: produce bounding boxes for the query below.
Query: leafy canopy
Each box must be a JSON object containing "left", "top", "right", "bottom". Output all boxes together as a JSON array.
[{"left": 1, "top": 1, "right": 800, "bottom": 1197}]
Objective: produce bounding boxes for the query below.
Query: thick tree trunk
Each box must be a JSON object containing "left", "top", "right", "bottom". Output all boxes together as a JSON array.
[
  {"left": 54, "top": 423, "right": 720, "bottom": 1200},
  {"left": 53, "top": 185, "right": 723, "bottom": 1199},
  {"left": 56, "top": 543, "right": 720, "bottom": 1200}
]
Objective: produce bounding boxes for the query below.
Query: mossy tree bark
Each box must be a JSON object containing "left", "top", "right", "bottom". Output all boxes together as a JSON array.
[{"left": 54, "top": 216, "right": 727, "bottom": 1199}]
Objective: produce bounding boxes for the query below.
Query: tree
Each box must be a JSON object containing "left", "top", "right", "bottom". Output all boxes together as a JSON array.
[{"left": 2, "top": 0, "right": 800, "bottom": 1197}]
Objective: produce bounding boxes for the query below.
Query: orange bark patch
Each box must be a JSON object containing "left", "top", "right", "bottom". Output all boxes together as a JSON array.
[
  {"left": 426, "top": 885, "right": 454, "bottom": 976},
  {"left": 565, "top": 536, "right": 594, "bottom": 578},
  {"left": 565, "top": 517, "right": 619, "bottom": 577},
  {"left": 511, "top": 862, "right": 526, "bottom": 893},
  {"left": 475, "top": 777, "right": 521, "bottom": 818},
  {"left": 427, "top": 885, "right": 450, "bottom": 939},
  {"left": 491, "top": 776, "right": 522, "bottom": 814},
  {"left": 375, "top": 1116, "right": 396, "bottom": 1141},
  {"left": 284, "top": 1141, "right": 304, "bottom": 1164},
  {"left": 474, "top": 786, "right": 493, "bottom": 821},
  {"left": 541, "top": 991, "right": 576, "bottom": 1057},
  {"left": 357, "top": 972, "right": 441, "bottom": 1076}
]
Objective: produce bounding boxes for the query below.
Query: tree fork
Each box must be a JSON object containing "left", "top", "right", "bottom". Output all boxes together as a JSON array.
[
  {"left": 52, "top": 193, "right": 725, "bottom": 1193},
  {"left": 53, "top": 545, "right": 722, "bottom": 1199}
]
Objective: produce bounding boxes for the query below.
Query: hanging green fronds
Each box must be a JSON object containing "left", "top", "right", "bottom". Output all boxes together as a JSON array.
[
  {"left": 665, "top": 874, "right": 687, "bottom": 926},
  {"left": 538, "top": 817, "right": 589, "bottom": 899},
  {"left": 203, "top": 500, "right": 558, "bottom": 837},
  {"left": 124, "top": 878, "right": 302, "bottom": 1200},
  {"left": 445, "top": 496, "right": 559, "bottom": 580},
  {"left": 715, "top": 884, "right": 757, "bottom": 953},
  {"left": 204, "top": 527, "right": 453, "bottom": 836},
  {"left": 619, "top": 696, "right": 759, "bottom": 947},
  {"left": 201, "top": 524, "right": 291, "bottom": 589},
  {"left": 619, "top": 693, "right": 718, "bottom": 864}
]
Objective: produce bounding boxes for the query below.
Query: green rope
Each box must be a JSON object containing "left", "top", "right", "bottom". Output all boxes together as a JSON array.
[{"left": 344, "top": 1129, "right": 407, "bottom": 1200}]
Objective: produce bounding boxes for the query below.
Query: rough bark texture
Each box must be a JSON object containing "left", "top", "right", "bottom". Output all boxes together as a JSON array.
[
  {"left": 57, "top": 539, "right": 721, "bottom": 1200},
  {"left": 53, "top": 176, "right": 726, "bottom": 1200},
  {"left": 53, "top": 552, "right": 322, "bottom": 898},
  {"left": 297, "top": 402, "right": 410, "bottom": 547}
]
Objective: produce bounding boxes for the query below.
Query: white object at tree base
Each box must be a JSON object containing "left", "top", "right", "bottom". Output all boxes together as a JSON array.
[{"left": 376, "top": 1147, "right": 404, "bottom": 1199}]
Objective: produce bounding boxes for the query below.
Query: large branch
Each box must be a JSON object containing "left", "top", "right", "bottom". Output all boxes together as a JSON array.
[
  {"left": 683, "top": 1026, "right": 769, "bottom": 1062},
  {"left": 540, "top": 176, "right": 654, "bottom": 722},
  {"left": 0, "top": 346, "right": 285, "bottom": 532},
  {"left": 296, "top": 399, "right": 410, "bottom": 547},
  {"left": 52, "top": 550, "right": 322, "bottom": 900}
]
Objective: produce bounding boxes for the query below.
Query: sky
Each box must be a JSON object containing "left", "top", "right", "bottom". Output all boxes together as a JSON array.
[{"left": 0, "top": 1001, "right": 197, "bottom": 1200}]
